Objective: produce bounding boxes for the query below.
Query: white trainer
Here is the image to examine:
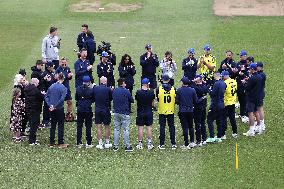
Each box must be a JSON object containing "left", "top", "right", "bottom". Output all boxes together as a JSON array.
[
  {"left": 261, "top": 124, "right": 266, "bottom": 131},
  {"left": 104, "top": 143, "right": 113, "bottom": 149},
  {"left": 180, "top": 145, "right": 190, "bottom": 150},
  {"left": 147, "top": 144, "right": 154, "bottom": 150},
  {"left": 221, "top": 135, "right": 227, "bottom": 140},
  {"left": 189, "top": 142, "right": 197, "bottom": 148},
  {"left": 241, "top": 116, "right": 249, "bottom": 123},
  {"left": 243, "top": 130, "right": 255, "bottom": 137},
  {"left": 136, "top": 143, "right": 143, "bottom": 150},
  {"left": 202, "top": 141, "right": 207, "bottom": 145},
  {"left": 232, "top": 133, "right": 238, "bottom": 138},
  {"left": 96, "top": 143, "right": 104, "bottom": 149},
  {"left": 86, "top": 144, "right": 94, "bottom": 149}
]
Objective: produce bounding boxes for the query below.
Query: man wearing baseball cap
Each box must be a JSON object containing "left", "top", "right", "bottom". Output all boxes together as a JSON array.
[
  {"left": 176, "top": 77, "right": 199, "bottom": 149},
  {"left": 140, "top": 44, "right": 159, "bottom": 89},
  {"left": 156, "top": 74, "right": 177, "bottom": 149},
  {"left": 243, "top": 63, "right": 262, "bottom": 136},
  {"left": 135, "top": 78, "right": 155, "bottom": 150},
  {"left": 256, "top": 62, "right": 266, "bottom": 132},
  {"left": 192, "top": 74, "right": 209, "bottom": 145},
  {"left": 97, "top": 51, "right": 115, "bottom": 88},
  {"left": 182, "top": 48, "right": 198, "bottom": 82},
  {"left": 75, "top": 75, "right": 94, "bottom": 148},
  {"left": 197, "top": 44, "right": 216, "bottom": 86},
  {"left": 221, "top": 70, "right": 238, "bottom": 139}
]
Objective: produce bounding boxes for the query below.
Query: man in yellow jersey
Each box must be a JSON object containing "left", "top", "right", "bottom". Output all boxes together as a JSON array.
[
  {"left": 221, "top": 71, "right": 238, "bottom": 139},
  {"left": 197, "top": 44, "right": 216, "bottom": 86},
  {"left": 156, "top": 74, "right": 177, "bottom": 150}
]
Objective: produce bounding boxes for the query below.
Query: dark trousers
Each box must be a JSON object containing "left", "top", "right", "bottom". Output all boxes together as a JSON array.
[
  {"left": 28, "top": 112, "right": 40, "bottom": 144},
  {"left": 194, "top": 108, "right": 207, "bottom": 141},
  {"left": 207, "top": 108, "right": 224, "bottom": 138},
  {"left": 223, "top": 105, "right": 237, "bottom": 135},
  {"left": 42, "top": 101, "right": 51, "bottom": 124},
  {"left": 237, "top": 91, "right": 247, "bottom": 116},
  {"left": 21, "top": 112, "right": 28, "bottom": 133},
  {"left": 77, "top": 111, "right": 93, "bottom": 145},
  {"left": 159, "top": 114, "right": 176, "bottom": 145},
  {"left": 179, "top": 112, "right": 194, "bottom": 146},
  {"left": 50, "top": 108, "right": 65, "bottom": 145},
  {"left": 126, "top": 85, "right": 133, "bottom": 112}
]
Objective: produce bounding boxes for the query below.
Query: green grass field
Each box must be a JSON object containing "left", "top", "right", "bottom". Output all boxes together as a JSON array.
[{"left": 0, "top": 0, "right": 284, "bottom": 188}]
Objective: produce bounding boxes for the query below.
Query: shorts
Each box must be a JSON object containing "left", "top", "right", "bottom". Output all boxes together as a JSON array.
[
  {"left": 95, "top": 110, "right": 111, "bottom": 125},
  {"left": 136, "top": 113, "right": 153, "bottom": 126},
  {"left": 246, "top": 101, "right": 258, "bottom": 113},
  {"left": 65, "top": 89, "right": 72, "bottom": 101}
]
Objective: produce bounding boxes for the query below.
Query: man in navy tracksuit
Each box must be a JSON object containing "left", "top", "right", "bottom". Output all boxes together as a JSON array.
[
  {"left": 93, "top": 76, "right": 113, "bottom": 149},
  {"left": 112, "top": 78, "right": 134, "bottom": 152},
  {"left": 218, "top": 50, "right": 238, "bottom": 79},
  {"left": 206, "top": 72, "right": 226, "bottom": 143},
  {"left": 97, "top": 51, "right": 115, "bottom": 88},
  {"left": 182, "top": 48, "right": 198, "bottom": 82},
  {"left": 44, "top": 73, "right": 68, "bottom": 148},
  {"left": 41, "top": 61, "right": 56, "bottom": 128},
  {"left": 256, "top": 62, "right": 266, "bottom": 131},
  {"left": 140, "top": 44, "right": 159, "bottom": 89},
  {"left": 74, "top": 48, "right": 93, "bottom": 88},
  {"left": 192, "top": 75, "right": 209, "bottom": 145},
  {"left": 83, "top": 30, "right": 96, "bottom": 65},
  {"left": 243, "top": 63, "right": 263, "bottom": 137},
  {"left": 77, "top": 24, "right": 94, "bottom": 51},
  {"left": 176, "top": 77, "right": 198, "bottom": 149},
  {"left": 75, "top": 76, "right": 94, "bottom": 148}
]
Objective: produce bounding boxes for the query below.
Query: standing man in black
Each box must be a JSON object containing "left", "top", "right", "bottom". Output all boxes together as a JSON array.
[
  {"left": 140, "top": 44, "right": 159, "bottom": 89},
  {"left": 77, "top": 24, "right": 94, "bottom": 51},
  {"left": 218, "top": 50, "right": 238, "bottom": 79},
  {"left": 182, "top": 48, "right": 198, "bottom": 83}
]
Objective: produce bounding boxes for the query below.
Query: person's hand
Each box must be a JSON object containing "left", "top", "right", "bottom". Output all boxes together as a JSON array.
[
  {"left": 239, "top": 71, "right": 244, "bottom": 76},
  {"left": 147, "top": 52, "right": 151, "bottom": 59},
  {"left": 49, "top": 105, "right": 55, "bottom": 112},
  {"left": 87, "top": 65, "right": 92, "bottom": 71},
  {"left": 222, "top": 64, "right": 227, "bottom": 69},
  {"left": 232, "top": 68, "right": 238, "bottom": 73},
  {"left": 41, "top": 91, "right": 46, "bottom": 95},
  {"left": 68, "top": 73, "right": 73, "bottom": 78}
]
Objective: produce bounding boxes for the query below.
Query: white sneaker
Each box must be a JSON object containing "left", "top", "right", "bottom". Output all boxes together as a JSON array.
[
  {"left": 202, "top": 141, "right": 207, "bottom": 145},
  {"left": 158, "top": 145, "right": 165, "bottom": 150},
  {"left": 254, "top": 126, "right": 261, "bottom": 134},
  {"left": 261, "top": 124, "right": 266, "bottom": 131},
  {"left": 221, "top": 135, "right": 227, "bottom": 140},
  {"left": 104, "top": 143, "right": 113, "bottom": 149},
  {"left": 136, "top": 143, "right": 143, "bottom": 150},
  {"left": 241, "top": 116, "right": 249, "bottom": 123},
  {"left": 180, "top": 145, "right": 190, "bottom": 150},
  {"left": 171, "top": 145, "right": 177, "bottom": 150},
  {"left": 189, "top": 142, "right": 197, "bottom": 148},
  {"left": 76, "top": 144, "right": 83, "bottom": 148},
  {"left": 147, "top": 144, "right": 154, "bottom": 150},
  {"left": 196, "top": 142, "right": 202, "bottom": 147},
  {"left": 96, "top": 143, "right": 104, "bottom": 149},
  {"left": 243, "top": 130, "right": 255, "bottom": 137},
  {"left": 232, "top": 133, "right": 238, "bottom": 138},
  {"left": 86, "top": 144, "right": 94, "bottom": 149}
]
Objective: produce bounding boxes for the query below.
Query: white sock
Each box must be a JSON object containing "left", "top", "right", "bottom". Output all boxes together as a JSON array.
[
  {"left": 147, "top": 138, "right": 152, "bottom": 145},
  {"left": 99, "top": 139, "right": 103, "bottom": 144}
]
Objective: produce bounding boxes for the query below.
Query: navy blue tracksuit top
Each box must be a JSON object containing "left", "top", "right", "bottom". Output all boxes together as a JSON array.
[
  {"left": 93, "top": 84, "right": 112, "bottom": 111},
  {"left": 246, "top": 72, "right": 262, "bottom": 103},
  {"left": 182, "top": 57, "right": 198, "bottom": 80},
  {"left": 140, "top": 53, "right": 159, "bottom": 77},
  {"left": 75, "top": 84, "right": 94, "bottom": 112},
  {"left": 176, "top": 86, "right": 198, "bottom": 112},
  {"left": 258, "top": 71, "right": 266, "bottom": 100},
  {"left": 209, "top": 79, "right": 226, "bottom": 110},
  {"left": 192, "top": 83, "right": 209, "bottom": 110},
  {"left": 113, "top": 86, "right": 134, "bottom": 115}
]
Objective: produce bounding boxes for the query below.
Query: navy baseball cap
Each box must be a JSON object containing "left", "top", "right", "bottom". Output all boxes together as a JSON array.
[
  {"left": 203, "top": 44, "right": 211, "bottom": 51},
  {"left": 181, "top": 77, "right": 190, "bottom": 85},
  {"left": 46, "top": 61, "right": 54, "bottom": 68},
  {"left": 188, "top": 48, "right": 195, "bottom": 54},
  {"left": 101, "top": 51, "right": 109, "bottom": 57},
  {"left": 83, "top": 75, "right": 91, "bottom": 83},
  {"left": 247, "top": 56, "right": 254, "bottom": 62},
  {"left": 221, "top": 70, "right": 230, "bottom": 77},
  {"left": 145, "top": 44, "right": 152, "bottom": 49},
  {"left": 193, "top": 74, "right": 202, "bottom": 80},
  {"left": 249, "top": 63, "right": 257, "bottom": 70},
  {"left": 257, "top": 62, "right": 263, "bottom": 68},
  {"left": 162, "top": 74, "right": 170, "bottom": 82},
  {"left": 141, "top": 78, "right": 150, "bottom": 85},
  {"left": 239, "top": 50, "right": 247, "bottom": 56}
]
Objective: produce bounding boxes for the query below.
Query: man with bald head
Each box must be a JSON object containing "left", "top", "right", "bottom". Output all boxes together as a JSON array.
[
  {"left": 93, "top": 76, "right": 113, "bottom": 149},
  {"left": 24, "top": 78, "right": 44, "bottom": 145}
]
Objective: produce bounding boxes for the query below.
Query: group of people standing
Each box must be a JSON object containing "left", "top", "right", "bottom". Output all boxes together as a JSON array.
[{"left": 9, "top": 24, "right": 266, "bottom": 151}]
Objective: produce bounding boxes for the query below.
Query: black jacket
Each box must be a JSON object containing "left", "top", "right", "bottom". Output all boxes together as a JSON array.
[{"left": 24, "top": 84, "right": 44, "bottom": 115}]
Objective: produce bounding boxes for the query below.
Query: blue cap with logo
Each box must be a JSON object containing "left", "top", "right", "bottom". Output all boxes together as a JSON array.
[
  {"left": 193, "top": 74, "right": 203, "bottom": 80},
  {"left": 46, "top": 61, "right": 54, "bottom": 68},
  {"left": 221, "top": 70, "right": 230, "bottom": 77},
  {"left": 101, "top": 51, "right": 109, "bottom": 57},
  {"left": 145, "top": 44, "right": 152, "bottom": 49},
  {"left": 239, "top": 50, "right": 247, "bottom": 56},
  {"left": 141, "top": 78, "right": 150, "bottom": 85},
  {"left": 83, "top": 75, "right": 91, "bottom": 83},
  {"left": 249, "top": 63, "right": 257, "bottom": 70},
  {"left": 188, "top": 48, "right": 195, "bottom": 54},
  {"left": 203, "top": 44, "right": 211, "bottom": 51}
]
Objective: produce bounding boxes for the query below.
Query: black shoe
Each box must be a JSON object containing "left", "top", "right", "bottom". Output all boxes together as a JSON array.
[
  {"left": 125, "top": 146, "right": 133, "bottom": 152},
  {"left": 113, "top": 146, "right": 119, "bottom": 152}
]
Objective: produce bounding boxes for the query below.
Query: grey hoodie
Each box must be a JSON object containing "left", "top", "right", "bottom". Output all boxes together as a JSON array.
[{"left": 41, "top": 34, "right": 59, "bottom": 61}]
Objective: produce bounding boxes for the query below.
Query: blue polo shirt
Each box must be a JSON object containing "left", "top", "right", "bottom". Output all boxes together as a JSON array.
[
  {"left": 44, "top": 82, "right": 67, "bottom": 109},
  {"left": 93, "top": 84, "right": 112, "bottom": 111},
  {"left": 113, "top": 86, "right": 134, "bottom": 115}
]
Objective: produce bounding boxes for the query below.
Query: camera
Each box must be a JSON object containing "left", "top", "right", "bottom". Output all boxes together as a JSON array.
[{"left": 97, "top": 41, "right": 117, "bottom": 65}]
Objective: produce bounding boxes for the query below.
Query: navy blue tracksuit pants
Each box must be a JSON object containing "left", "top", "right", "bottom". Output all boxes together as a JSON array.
[
  {"left": 50, "top": 108, "right": 65, "bottom": 145},
  {"left": 194, "top": 108, "right": 207, "bottom": 142},
  {"left": 179, "top": 112, "right": 195, "bottom": 146},
  {"left": 159, "top": 114, "right": 176, "bottom": 145},
  {"left": 207, "top": 108, "right": 224, "bottom": 138},
  {"left": 77, "top": 111, "right": 93, "bottom": 145},
  {"left": 223, "top": 105, "right": 237, "bottom": 135}
]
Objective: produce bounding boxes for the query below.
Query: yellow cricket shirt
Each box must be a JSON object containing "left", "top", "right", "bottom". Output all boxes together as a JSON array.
[
  {"left": 224, "top": 78, "right": 237, "bottom": 106},
  {"left": 198, "top": 54, "right": 216, "bottom": 80},
  {"left": 158, "top": 85, "right": 176, "bottom": 115}
]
